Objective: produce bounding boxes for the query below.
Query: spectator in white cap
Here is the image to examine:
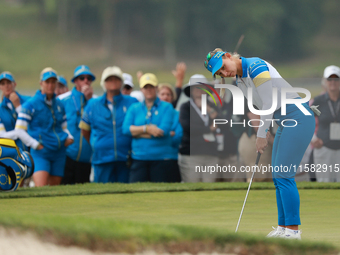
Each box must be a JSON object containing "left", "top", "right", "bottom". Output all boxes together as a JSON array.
[
  {"left": 121, "top": 73, "right": 134, "bottom": 95},
  {"left": 79, "top": 66, "right": 138, "bottom": 183},
  {"left": 178, "top": 74, "right": 219, "bottom": 182},
  {"left": 311, "top": 65, "right": 340, "bottom": 182}
]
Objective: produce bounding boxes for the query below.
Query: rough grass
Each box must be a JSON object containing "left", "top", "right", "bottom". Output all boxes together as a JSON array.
[
  {"left": 0, "top": 184, "right": 340, "bottom": 254},
  {"left": 0, "top": 213, "right": 337, "bottom": 255}
]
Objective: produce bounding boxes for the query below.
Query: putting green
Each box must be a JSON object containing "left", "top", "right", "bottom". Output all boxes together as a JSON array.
[{"left": 0, "top": 189, "right": 338, "bottom": 247}]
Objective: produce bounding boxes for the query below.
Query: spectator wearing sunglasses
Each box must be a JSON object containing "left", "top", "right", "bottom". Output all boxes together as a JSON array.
[
  {"left": 121, "top": 73, "right": 134, "bottom": 95},
  {"left": 58, "top": 65, "right": 96, "bottom": 184}
]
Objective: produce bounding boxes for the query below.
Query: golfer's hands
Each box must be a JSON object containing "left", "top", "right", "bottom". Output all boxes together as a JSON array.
[
  {"left": 9, "top": 92, "right": 21, "bottom": 108},
  {"left": 64, "top": 138, "right": 74, "bottom": 147},
  {"left": 311, "top": 137, "right": 323, "bottom": 149},
  {"left": 172, "top": 62, "right": 187, "bottom": 88},
  {"left": 256, "top": 137, "right": 268, "bottom": 154},
  {"left": 266, "top": 132, "right": 275, "bottom": 145},
  {"left": 147, "top": 125, "right": 164, "bottom": 137},
  {"left": 81, "top": 85, "right": 93, "bottom": 100}
]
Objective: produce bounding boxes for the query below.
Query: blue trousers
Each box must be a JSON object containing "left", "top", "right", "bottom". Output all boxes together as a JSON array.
[
  {"left": 272, "top": 103, "right": 315, "bottom": 226},
  {"left": 129, "top": 160, "right": 173, "bottom": 183},
  {"left": 93, "top": 161, "right": 130, "bottom": 183}
]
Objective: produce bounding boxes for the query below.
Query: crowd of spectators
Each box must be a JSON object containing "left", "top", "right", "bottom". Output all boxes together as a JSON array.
[{"left": 0, "top": 63, "right": 339, "bottom": 187}]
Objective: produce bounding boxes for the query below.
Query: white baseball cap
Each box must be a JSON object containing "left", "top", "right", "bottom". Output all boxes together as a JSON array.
[
  {"left": 183, "top": 74, "right": 210, "bottom": 97},
  {"left": 123, "top": 73, "right": 134, "bottom": 88},
  {"left": 100, "top": 66, "right": 123, "bottom": 90},
  {"left": 130, "top": 90, "right": 145, "bottom": 102},
  {"left": 323, "top": 65, "right": 340, "bottom": 78}
]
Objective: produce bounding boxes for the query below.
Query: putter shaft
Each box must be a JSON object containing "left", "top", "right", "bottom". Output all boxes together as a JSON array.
[{"left": 235, "top": 152, "right": 261, "bottom": 233}]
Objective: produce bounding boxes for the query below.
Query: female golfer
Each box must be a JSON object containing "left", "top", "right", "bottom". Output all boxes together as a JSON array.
[{"left": 204, "top": 48, "right": 316, "bottom": 239}]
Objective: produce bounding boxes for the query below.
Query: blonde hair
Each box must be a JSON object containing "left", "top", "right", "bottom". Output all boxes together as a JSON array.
[
  {"left": 1, "top": 71, "right": 13, "bottom": 76},
  {"left": 211, "top": 48, "right": 240, "bottom": 59},
  {"left": 158, "top": 83, "right": 177, "bottom": 102},
  {"left": 40, "top": 67, "right": 57, "bottom": 76}
]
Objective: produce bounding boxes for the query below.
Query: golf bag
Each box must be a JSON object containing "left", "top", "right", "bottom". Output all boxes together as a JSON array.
[{"left": 0, "top": 138, "right": 34, "bottom": 192}]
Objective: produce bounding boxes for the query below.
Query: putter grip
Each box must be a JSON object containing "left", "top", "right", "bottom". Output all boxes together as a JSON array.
[{"left": 255, "top": 152, "right": 261, "bottom": 166}]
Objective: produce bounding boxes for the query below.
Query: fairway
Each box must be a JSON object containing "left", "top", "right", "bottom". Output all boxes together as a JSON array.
[{"left": 0, "top": 188, "right": 339, "bottom": 249}]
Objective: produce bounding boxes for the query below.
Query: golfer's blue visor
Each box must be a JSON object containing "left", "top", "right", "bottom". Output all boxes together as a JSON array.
[{"left": 204, "top": 51, "right": 226, "bottom": 77}]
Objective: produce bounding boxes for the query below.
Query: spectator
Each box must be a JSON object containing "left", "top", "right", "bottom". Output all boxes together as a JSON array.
[
  {"left": 158, "top": 83, "right": 183, "bottom": 182},
  {"left": 136, "top": 62, "right": 186, "bottom": 108},
  {"left": 211, "top": 87, "right": 239, "bottom": 181},
  {"left": 58, "top": 65, "right": 96, "bottom": 185},
  {"left": 179, "top": 74, "right": 219, "bottom": 182},
  {"left": 311, "top": 65, "right": 340, "bottom": 182},
  {"left": 123, "top": 73, "right": 174, "bottom": 182},
  {"left": 14, "top": 67, "right": 74, "bottom": 187},
  {"left": 55, "top": 75, "right": 69, "bottom": 96},
  {"left": 0, "top": 72, "right": 30, "bottom": 150},
  {"left": 171, "top": 62, "right": 186, "bottom": 108},
  {"left": 79, "top": 66, "right": 137, "bottom": 183},
  {"left": 122, "top": 73, "right": 134, "bottom": 95}
]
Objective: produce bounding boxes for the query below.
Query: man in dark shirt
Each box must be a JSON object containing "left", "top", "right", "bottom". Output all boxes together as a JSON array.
[{"left": 311, "top": 65, "right": 340, "bottom": 182}]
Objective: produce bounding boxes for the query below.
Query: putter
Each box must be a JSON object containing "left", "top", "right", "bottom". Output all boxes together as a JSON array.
[{"left": 235, "top": 152, "right": 261, "bottom": 233}]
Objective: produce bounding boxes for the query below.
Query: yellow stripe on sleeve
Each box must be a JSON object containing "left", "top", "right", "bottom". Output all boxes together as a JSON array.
[
  {"left": 78, "top": 121, "right": 91, "bottom": 131},
  {"left": 15, "top": 125, "right": 28, "bottom": 131},
  {"left": 253, "top": 71, "right": 271, "bottom": 87}
]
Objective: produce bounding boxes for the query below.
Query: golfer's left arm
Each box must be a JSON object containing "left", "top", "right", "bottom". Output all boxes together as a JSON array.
[{"left": 254, "top": 77, "right": 275, "bottom": 154}]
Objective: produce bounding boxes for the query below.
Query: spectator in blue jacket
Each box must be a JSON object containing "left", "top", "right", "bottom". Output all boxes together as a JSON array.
[
  {"left": 14, "top": 67, "right": 74, "bottom": 187},
  {"left": 55, "top": 75, "right": 69, "bottom": 96},
  {"left": 158, "top": 83, "right": 183, "bottom": 182},
  {"left": 122, "top": 73, "right": 175, "bottom": 183},
  {"left": 0, "top": 72, "right": 31, "bottom": 150},
  {"left": 58, "top": 65, "right": 95, "bottom": 184},
  {"left": 79, "top": 66, "right": 138, "bottom": 183}
]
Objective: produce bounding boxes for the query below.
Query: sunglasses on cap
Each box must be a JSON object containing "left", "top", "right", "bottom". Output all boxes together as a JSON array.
[
  {"left": 204, "top": 51, "right": 214, "bottom": 70},
  {"left": 78, "top": 75, "right": 93, "bottom": 81}
]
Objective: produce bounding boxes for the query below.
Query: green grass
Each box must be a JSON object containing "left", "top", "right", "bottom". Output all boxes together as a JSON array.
[
  {"left": 1, "top": 181, "right": 340, "bottom": 199},
  {"left": 0, "top": 183, "right": 339, "bottom": 254}
]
